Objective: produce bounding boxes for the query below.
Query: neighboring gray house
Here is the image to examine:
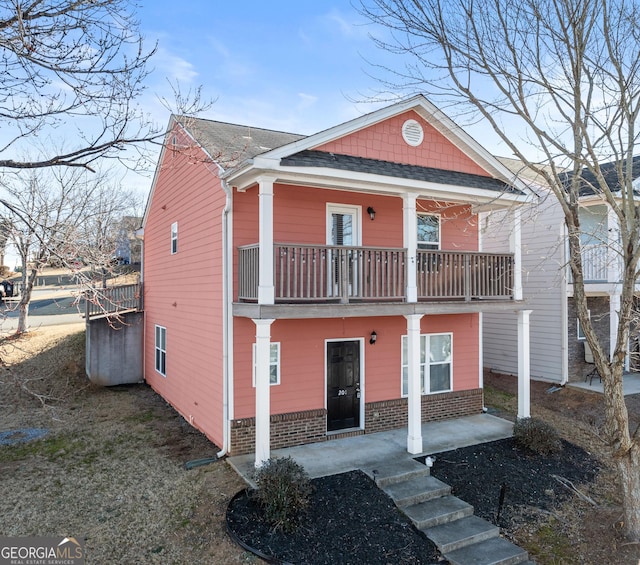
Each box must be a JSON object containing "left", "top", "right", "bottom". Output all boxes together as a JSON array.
[
  {"left": 114, "top": 216, "right": 142, "bottom": 264},
  {"left": 482, "top": 158, "right": 640, "bottom": 384}
]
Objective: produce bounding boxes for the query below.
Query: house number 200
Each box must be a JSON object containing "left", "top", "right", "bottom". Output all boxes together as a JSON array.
[{"left": 337, "top": 389, "right": 347, "bottom": 396}]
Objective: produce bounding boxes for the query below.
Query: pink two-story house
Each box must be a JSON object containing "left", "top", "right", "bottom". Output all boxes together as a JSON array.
[{"left": 141, "top": 95, "right": 533, "bottom": 467}]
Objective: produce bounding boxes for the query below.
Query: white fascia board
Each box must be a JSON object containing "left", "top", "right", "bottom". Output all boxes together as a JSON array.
[{"left": 409, "top": 103, "right": 530, "bottom": 195}]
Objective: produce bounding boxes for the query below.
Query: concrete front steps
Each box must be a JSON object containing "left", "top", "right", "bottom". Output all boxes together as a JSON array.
[{"left": 366, "top": 459, "right": 533, "bottom": 565}]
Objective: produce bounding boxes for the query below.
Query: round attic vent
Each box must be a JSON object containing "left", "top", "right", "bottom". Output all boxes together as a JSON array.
[{"left": 402, "top": 119, "right": 424, "bottom": 147}]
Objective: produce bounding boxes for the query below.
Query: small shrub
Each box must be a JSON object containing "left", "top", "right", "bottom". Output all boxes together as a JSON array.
[
  {"left": 253, "top": 456, "right": 312, "bottom": 532},
  {"left": 513, "top": 417, "right": 563, "bottom": 455}
]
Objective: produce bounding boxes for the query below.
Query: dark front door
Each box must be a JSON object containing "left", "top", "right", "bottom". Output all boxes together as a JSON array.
[{"left": 327, "top": 340, "right": 360, "bottom": 431}]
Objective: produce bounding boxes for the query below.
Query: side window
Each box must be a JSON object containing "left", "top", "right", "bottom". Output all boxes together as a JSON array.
[
  {"left": 417, "top": 214, "right": 440, "bottom": 250},
  {"left": 171, "top": 222, "right": 178, "bottom": 254},
  {"left": 577, "top": 310, "right": 591, "bottom": 340},
  {"left": 252, "top": 342, "right": 281, "bottom": 386},
  {"left": 155, "top": 325, "right": 167, "bottom": 376},
  {"left": 402, "top": 333, "right": 452, "bottom": 395}
]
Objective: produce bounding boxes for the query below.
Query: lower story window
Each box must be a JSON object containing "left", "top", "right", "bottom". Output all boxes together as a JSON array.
[
  {"left": 252, "top": 342, "right": 280, "bottom": 386},
  {"left": 402, "top": 333, "right": 452, "bottom": 395},
  {"left": 155, "top": 325, "right": 166, "bottom": 376}
]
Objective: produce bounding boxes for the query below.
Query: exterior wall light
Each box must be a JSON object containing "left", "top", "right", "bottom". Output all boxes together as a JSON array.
[
  {"left": 367, "top": 206, "right": 376, "bottom": 220},
  {"left": 370, "top": 331, "right": 377, "bottom": 345}
]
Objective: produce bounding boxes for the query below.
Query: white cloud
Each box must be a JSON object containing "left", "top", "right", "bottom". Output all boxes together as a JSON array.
[{"left": 155, "top": 47, "right": 198, "bottom": 83}]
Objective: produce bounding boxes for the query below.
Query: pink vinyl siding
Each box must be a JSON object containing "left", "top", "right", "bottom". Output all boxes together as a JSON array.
[
  {"left": 234, "top": 186, "right": 478, "bottom": 253},
  {"left": 314, "top": 110, "right": 490, "bottom": 177},
  {"left": 143, "top": 125, "right": 226, "bottom": 447},
  {"left": 233, "top": 313, "right": 479, "bottom": 420}
]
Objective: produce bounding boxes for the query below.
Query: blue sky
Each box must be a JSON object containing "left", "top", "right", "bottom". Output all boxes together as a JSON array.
[
  {"left": 137, "top": 1, "right": 390, "bottom": 136},
  {"left": 118, "top": 1, "right": 510, "bottom": 194}
]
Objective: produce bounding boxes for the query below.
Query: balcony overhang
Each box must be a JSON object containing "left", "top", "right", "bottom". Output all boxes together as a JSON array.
[
  {"left": 225, "top": 158, "right": 531, "bottom": 211},
  {"left": 232, "top": 299, "right": 529, "bottom": 320}
]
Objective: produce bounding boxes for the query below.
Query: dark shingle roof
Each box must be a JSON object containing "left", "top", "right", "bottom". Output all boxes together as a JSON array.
[
  {"left": 175, "top": 116, "right": 305, "bottom": 169},
  {"left": 562, "top": 156, "right": 640, "bottom": 196},
  {"left": 281, "top": 150, "right": 521, "bottom": 194}
]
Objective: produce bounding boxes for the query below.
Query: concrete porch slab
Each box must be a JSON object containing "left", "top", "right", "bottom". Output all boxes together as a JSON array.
[
  {"left": 227, "top": 413, "right": 513, "bottom": 486},
  {"left": 567, "top": 372, "right": 640, "bottom": 396}
]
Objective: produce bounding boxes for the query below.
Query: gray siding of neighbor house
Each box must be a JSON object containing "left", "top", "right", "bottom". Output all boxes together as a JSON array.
[
  {"left": 482, "top": 195, "right": 567, "bottom": 383},
  {"left": 567, "top": 296, "right": 610, "bottom": 381}
]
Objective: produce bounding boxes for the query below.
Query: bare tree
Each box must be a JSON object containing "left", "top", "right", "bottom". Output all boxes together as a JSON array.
[
  {"left": 1, "top": 0, "right": 165, "bottom": 172},
  {"left": 359, "top": 0, "right": 640, "bottom": 539},
  {"left": 1, "top": 167, "right": 138, "bottom": 332}
]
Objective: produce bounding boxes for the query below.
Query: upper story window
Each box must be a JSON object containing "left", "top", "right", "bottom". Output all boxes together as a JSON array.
[
  {"left": 417, "top": 213, "right": 440, "bottom": 250},
  {"left": 171, "top": 222, "right": 178, "bottom": 254}
]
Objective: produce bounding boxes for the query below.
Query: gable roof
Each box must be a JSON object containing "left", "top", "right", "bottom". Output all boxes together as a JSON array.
[
  {"left": 173, "top": 116, "right": 304, "bottom": 169},
  {"left": 159, "top": 95, "right": 535, "bottom": 210}
]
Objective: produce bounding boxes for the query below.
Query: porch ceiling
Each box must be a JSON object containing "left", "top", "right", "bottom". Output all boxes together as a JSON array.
[{"left": 232, "top": 299, "right": 530, "bottom": 320}]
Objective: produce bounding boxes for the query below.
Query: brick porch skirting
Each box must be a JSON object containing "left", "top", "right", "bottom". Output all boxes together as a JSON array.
[{"left": 229, "top": 389, "right": 483, "bottom": 455}]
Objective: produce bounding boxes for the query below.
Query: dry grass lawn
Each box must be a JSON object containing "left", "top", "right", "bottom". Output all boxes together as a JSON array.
[{"left": 0, "top": 324, "right": 253, "bottom": 564}]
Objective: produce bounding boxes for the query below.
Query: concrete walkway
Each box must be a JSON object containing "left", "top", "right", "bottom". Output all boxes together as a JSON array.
[
  {"left": 568, "top": 372, "right": 640, "bottom": 396},
  {"left": 227, "top": 413, "right": 513, "bottom": 484}
]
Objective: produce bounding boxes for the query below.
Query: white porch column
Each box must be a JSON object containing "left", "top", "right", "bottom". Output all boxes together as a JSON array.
[
  {"left": 607, "top": 206, "right": 620, "bottom": 283},
  {"left": 509, "top": 207, "right": 523, "bottom": 301},
  {"left": 253, "top": 318, "right": 275, "bottom": 468},
  {"left": 405, "top": 314, "right": 423, "bottom": 453},
  {"left": 610, "top": 294, "right": 621, "bottom": 365},
  {"left": 517, "top": 310, "right": 532, "bottom": 419},
  {"left": 403, "top": 193, "right": 418, "bottom": 302},
  {"left": 258, "top": 176, "right": 275, "bottom": 305}
]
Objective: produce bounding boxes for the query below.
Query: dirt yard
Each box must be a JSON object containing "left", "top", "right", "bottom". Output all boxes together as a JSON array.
[{"left": 2, "top": 325, "right": 640, "bottom": 564}]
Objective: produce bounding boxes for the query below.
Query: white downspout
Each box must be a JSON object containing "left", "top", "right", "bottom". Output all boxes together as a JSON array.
[
  {"left": 217, "top": 178, "right": 234, "bottom": 458},
  {"left": 560, "top": 222, "right": 569, "bottom": 385}
]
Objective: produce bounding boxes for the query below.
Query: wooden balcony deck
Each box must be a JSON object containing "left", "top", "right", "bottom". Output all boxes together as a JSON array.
[
  {"left": 84, "top": 283, "right": 143, "bottom": 319},
  {"left": 238, "top": 244, "right": 514, "bottom": 304}
]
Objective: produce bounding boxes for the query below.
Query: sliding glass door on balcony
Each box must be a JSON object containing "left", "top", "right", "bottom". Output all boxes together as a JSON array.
[{"left": 327, "top": 205, "right": 361, "bottom": 301}]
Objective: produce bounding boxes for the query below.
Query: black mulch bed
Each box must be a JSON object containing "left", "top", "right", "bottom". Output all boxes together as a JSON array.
[
  {"left": 227, "top": 438, "right": 600, "bottom": 564},
  {"left": 226, "top": 470, "right": 440, "bottom": 565},
  {"left": 421, "top": 437, "right": 601, "bottom": 529}
]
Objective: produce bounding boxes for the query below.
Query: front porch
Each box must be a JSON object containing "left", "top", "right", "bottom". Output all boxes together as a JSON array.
[{"left": 227, "top": 413, "right": 513, "bottom": 483}]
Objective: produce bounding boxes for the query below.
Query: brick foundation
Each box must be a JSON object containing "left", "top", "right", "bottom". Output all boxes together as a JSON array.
[
  {"left": 230, "top": 408, "right": 327, "bottom": 455},
  {"left": 365, "top": 389, "right": 483, "bottom": 434},
  {"left": 229, "top": 389, "right": 484, "bottom": 455}
]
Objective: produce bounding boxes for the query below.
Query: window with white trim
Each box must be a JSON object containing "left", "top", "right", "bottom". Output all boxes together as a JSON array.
[
  {"left": 577, "top": 310, "right": 591, "bottom": 340},
  {"left": 155, "top": 325, "right": 166, "bottom": 376},
  {"left": 417, "top": 213, "right": 440, "bottom": 250},
  {"left": 402, "top": 333, "right": 452, "bottom": 395},
  {"left": 252, "top": 342, "right": 281, "bottom": 386},
  {"left": 171, "top": 222, "right": 178, "bottom": 254}
]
